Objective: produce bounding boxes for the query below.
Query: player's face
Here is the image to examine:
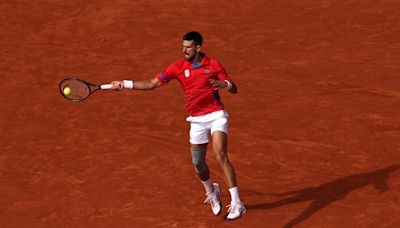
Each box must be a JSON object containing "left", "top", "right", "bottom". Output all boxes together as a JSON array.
[{"left": 183, "top": 40, "right": 200, "bottom": 61}]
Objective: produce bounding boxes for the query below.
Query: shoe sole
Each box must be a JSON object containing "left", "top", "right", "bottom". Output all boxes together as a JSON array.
[
  {"left": 215, "top": 208, "right": 222, "bottom": 216},
  {"left": 212, "top": 201, "right": 222, "bottom": 216},
  {"left": 212, "top": 183, "right": 222, "bottom": 216},
  {"left": 224, "top": 210, "right": 246, "bottom": 221},
  {"left": 212, "top": 200, "right": 222, "bottom": 216}
]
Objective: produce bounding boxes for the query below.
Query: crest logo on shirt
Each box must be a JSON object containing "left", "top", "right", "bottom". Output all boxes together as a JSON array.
[
  {"left": 184, "top": 69, "right": 190, "bottom": 77},
  {"left": 205, "top": 70, "right": 210, "bottom": 74}
]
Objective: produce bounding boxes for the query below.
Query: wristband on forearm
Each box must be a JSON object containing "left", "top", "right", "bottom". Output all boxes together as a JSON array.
[
  {"left": 224, "top": 80, "right": 233, "bottom": 90},
  {"left": 123, "top": 80, "right": 134, "bottom": 89}
]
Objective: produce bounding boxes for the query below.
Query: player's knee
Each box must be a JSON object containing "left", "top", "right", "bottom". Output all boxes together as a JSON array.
[
  {"left": 193, "top": 161, "right": 208, "bottom": 174},
  {"left": 191, "top": 147, "right": 208, "bottom": 173}
]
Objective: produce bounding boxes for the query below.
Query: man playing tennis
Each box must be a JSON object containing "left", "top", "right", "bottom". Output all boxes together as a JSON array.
[{"left": 110, "top": 31, "right": 246, "bottom": 220}]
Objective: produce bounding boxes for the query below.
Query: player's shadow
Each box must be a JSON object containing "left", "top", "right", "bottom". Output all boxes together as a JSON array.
[{"left": 246, "top": 164, "right": 399, "bottom": 228}]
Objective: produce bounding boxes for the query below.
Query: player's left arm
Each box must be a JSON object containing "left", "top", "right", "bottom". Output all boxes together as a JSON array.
[
  {"left": 209, "top": 79, "right": 237, "bottom": 94},
  {"left": 209, "top": 60, "right": 238, "bottom": 94}
]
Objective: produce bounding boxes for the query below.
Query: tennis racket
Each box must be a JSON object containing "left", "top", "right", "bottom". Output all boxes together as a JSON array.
[{"left": 59, "top": 78, "right": 113, "bottom": 102}]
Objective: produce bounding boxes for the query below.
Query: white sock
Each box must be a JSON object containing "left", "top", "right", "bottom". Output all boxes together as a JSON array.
[
  {"left": 229, "top": 187, "right": 241, "bottom": 203},
  {"left": 201, "top": 179, "right": 214, "bottom": 194}
]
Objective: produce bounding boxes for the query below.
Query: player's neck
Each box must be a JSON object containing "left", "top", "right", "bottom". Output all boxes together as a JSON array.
[{"left": 191, "top": 52, "right": 204, "bottom": 65}]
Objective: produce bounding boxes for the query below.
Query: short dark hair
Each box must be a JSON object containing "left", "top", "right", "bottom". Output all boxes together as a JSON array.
[{"left": 183, "top": 31, "right": 203, "bottom": 46}]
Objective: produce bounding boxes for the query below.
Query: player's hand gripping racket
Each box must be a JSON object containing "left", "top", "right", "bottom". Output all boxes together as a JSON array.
[{"left": 59, "top": 78, "right": 114, "bottom": 102}]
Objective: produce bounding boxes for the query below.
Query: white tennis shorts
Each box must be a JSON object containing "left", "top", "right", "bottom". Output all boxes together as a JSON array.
[{"left": 186, "top": 110, "right": 229, "bottom": 144}]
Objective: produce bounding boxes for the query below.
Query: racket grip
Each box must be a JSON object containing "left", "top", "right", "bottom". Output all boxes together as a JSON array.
[{"left": 100, "top": 84, "right": 112, "bottom": 89}]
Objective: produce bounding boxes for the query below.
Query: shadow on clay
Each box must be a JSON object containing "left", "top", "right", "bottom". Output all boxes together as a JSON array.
[{"left": 246, "top": 164, "right": 399, "bottom": 228}]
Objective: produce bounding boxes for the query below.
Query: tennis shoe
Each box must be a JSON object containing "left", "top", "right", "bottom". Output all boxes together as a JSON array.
[
  {"left": 225, "top": 201, "right": 246, "bottom": 220},
  {"left": 203, "top": 183, "right": 222, "bottom": 215}
]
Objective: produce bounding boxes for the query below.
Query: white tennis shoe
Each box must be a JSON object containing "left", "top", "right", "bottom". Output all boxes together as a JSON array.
[
  {"left": 203, "top": 183, "right": 222, "bottom": 215},
  {"left": 225, "top": 201, "right": 246, "bottom": 220}
]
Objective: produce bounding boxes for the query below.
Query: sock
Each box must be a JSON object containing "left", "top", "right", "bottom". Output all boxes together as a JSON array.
[
  {"left": 201, "top": 179, "right": 214, "bottom": 194},
  {"left": 229, "top": 187, "right": 241, "bottom": 203}
]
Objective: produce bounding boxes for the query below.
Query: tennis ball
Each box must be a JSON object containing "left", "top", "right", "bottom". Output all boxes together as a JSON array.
[{"left": 63, "top": 87, "right": 72, "bottom": 95}]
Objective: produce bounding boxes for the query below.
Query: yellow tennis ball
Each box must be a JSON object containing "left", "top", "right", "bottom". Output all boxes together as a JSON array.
[{"left": 63, "top": 87, "right": 72, "bottom": 95}]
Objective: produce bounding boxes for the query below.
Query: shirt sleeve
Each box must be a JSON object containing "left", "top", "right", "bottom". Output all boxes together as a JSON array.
[
  {"left": 214, "top": 60, "right": 233, "bottom": 82},
  {"left": 155, "top": 63, "right": 178, "bottom": 84}
]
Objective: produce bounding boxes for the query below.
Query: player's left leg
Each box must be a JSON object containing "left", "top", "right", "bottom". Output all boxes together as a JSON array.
[
  {"left": 211, "top": 131, "right": 236, "bottom": 187},
  {"left": 211, "top": 131, "right": 246, "bottom": 220}
]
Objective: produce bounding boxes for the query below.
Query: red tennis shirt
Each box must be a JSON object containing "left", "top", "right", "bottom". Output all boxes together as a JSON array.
[{"left": 155, "top": 53, "right": 233, "bottom": 116}]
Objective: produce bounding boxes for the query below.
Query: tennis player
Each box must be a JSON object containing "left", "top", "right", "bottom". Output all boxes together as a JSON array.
[{"left": 110, "top": 31, "right": 246, "bottom": 220}]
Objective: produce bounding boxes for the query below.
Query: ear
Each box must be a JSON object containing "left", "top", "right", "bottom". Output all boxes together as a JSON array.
[{"left": 196, "top": 45, "right": 201, "bottom": 52}]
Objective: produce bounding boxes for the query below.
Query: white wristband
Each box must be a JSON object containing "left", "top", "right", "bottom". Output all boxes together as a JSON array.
[
  {"left": 224, "top": 80, "right": 233, "bottom": 90},
  {"left": 123, "top": 80, "right": 134, "bottom": 89}
]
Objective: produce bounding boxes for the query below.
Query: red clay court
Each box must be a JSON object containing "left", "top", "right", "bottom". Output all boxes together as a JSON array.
[{"left": 1, "top": 0, "right": 400, "bottom": 227}]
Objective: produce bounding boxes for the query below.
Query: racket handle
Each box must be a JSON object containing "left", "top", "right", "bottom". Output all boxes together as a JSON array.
[{"left": 100, "top": 84, "right": 112, "bottom": 89}]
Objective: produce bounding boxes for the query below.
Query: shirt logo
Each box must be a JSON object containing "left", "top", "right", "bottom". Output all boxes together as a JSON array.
[
  {"left": 205, "top": 70, "right": 210, "bottom": 74},
  {"left": 184, "top": 69, "right": 190, "bottom": 77}
]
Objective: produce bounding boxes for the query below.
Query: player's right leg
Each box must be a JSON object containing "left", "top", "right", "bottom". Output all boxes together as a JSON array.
[
  {"left": 189, "top": 121, "right": 222, "bottom": 216},
  {"left": 191, "top": 144, "right": 222, "bottom": 215}
]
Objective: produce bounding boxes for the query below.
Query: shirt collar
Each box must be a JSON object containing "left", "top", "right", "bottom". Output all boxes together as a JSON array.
[
  {"left": 200, "top": 53, "right": 210, "bottom": 66},
  {"left": 185, "top": 52, "right": 210, "bottom": 69}
]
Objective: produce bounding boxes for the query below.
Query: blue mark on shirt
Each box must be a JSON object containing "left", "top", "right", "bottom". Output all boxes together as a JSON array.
[
  {"left": 213, "top": 91, "right": 221, "bottom": 101},
  {"left": 159, "top": 72, "right": 169, "bottom": 82},
  {"left": 192, "top": 62, "right": 202, "bottom": 69}
]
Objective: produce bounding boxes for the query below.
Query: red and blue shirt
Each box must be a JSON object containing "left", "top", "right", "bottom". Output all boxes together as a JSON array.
[{"left": 155, "top": 53, "right": 233, "bottom": 116}]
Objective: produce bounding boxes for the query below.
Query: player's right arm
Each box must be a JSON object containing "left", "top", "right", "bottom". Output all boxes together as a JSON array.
[
  {"left": 111, "top": 62, "right": 179, "bottom": 91},
  {"left": 110, "top": 78, "right": 163, "bottom": 90}
]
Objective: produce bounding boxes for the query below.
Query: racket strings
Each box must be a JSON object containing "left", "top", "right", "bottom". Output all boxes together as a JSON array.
[{"left": 60, "top": 79, "right": 91, "bottom": 101}]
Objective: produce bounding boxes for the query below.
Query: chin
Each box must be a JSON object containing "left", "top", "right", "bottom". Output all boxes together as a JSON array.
[{"left": 185, "top": 55, "right": 194, "bottom": 61}]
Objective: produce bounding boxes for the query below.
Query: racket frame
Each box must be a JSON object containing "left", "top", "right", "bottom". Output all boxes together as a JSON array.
[{"left": 59, "top": 77, "right": 110, "bottom": 102}]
